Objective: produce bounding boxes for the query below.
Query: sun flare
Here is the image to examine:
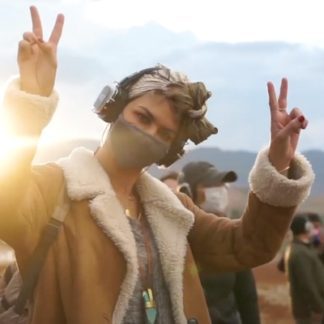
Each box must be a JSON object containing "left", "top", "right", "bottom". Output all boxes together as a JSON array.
[
  {"left": 0, "top": 125, "right": 14, "bottom": 162},
  {"left": 0, "top": 118, "right": 36, "bottom": 164}
]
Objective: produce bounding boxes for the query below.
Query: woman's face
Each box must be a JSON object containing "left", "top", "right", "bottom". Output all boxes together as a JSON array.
[{"left": 122, "top": 91, "right": 181, "bottom": 145}]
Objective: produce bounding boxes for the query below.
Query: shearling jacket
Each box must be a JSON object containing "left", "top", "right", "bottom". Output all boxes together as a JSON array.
[{"left": 0, "top": 79, "right": 315, "bottom": 324}]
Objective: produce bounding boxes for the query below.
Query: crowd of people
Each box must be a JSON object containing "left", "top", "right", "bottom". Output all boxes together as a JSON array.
[{"left": 0, "top": 4, "right": 317, "bottom": 324}]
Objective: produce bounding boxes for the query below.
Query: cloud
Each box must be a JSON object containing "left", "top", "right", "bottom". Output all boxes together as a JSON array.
[
  {"left": 1, "top": 3, "right": 323, "bottom": 152},
  {"left": 82, "top": 0, "right": 324, "bottom": 47}
]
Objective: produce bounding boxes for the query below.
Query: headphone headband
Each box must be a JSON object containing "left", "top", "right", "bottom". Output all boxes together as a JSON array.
[
  {"left": 118, "top": 67, "right": 160, "bottom": 89},
  {"left": 93, "top": 66, "right": 161, "bottom": 121}
]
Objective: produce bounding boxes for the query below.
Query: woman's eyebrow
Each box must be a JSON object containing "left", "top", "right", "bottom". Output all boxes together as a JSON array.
[
  {"left": 138, "top": 106, "right": 154, "bottom": 120},
  {"left": 138, "top": 105, "right": 177, "bottom": 135}
]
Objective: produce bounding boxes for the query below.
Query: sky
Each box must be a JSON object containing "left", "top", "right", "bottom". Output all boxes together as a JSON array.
[
  {"left": 0, "top": 0, "right": 323, "bottom": 153},
  {"left": 82, "top": 0, "right": 324, "bottom": 46}
]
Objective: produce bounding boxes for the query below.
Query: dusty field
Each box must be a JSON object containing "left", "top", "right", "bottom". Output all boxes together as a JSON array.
[{"left": 253, "top": 258, "right": 294, "bottom": 324}]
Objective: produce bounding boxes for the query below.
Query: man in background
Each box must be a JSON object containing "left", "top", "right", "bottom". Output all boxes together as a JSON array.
[
  {"left": 178, "top": 161, "right": 260, "bottom": 324},
  {"left": 286, "top": 214, "right": 324, "bottom": 324}
]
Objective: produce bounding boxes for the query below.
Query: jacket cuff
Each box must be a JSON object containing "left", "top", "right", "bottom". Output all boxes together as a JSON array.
[
  {"left": 249, "top": 147, "right": 315, "bottom": 207},
  {"left": 3, "top": 77, "right": 59, "bottom": 131}
]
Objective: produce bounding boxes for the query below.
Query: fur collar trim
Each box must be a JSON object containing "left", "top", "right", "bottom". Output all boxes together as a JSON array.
[
  {"left": 3, "top": 77, "right": 59, "bottom": 130},
  {"left": 57, "top": 147, "right": 194, "bottom": 324},
  {"left": 249, "top": 147, "right": 315, "bottom": 207}
]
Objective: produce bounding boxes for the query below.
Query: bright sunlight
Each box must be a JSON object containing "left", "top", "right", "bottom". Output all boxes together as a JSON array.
[
  {"left": 0, "top": 125, "right": 16, "bottom": 163},
  {"left": 0, "top": 117, "right": 35, "bottom": 165}
]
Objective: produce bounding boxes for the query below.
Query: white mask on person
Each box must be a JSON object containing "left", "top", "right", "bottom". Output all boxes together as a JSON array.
[{"left": 200, "top": 186, "right": 229, "bottom": 213}]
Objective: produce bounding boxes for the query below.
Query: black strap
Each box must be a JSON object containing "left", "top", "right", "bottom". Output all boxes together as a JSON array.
[
  {"left": 14, "top": 186, "right": 69, "bottom": 315},
  {"left": 3, "top": 264, "right": 15, "bottom": 285},
  {"left": 1, "top": 295, "right": 10, "bottom": 311}
]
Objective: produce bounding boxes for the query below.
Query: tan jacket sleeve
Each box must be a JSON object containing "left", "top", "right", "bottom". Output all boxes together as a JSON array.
[
  {"left": 180, "top": 147, "right": 315, "bottom": 272},
  {"left": 0, "top": 78, "right": 60, "bottom": 260}
]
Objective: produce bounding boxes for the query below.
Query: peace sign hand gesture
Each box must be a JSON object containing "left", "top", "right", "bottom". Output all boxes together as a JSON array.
[
  {"left": 267, "top": 78, "right": 308, "bottom": 172},
  {"left": 18, "top": 6, "right": 64, "bottom": 97}
]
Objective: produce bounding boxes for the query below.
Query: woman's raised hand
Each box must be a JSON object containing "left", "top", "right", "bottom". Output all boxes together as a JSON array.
[
  {"left": 267, "top": 78, "right": 308, "bottom": 172},
  {"left": 18, "top": 6, "right": 64, "bottom": 97}
]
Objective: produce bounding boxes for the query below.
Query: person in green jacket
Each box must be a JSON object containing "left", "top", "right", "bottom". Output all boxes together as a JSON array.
[{"left": 287, "top": 214, "right": 324, "bottom": 324}]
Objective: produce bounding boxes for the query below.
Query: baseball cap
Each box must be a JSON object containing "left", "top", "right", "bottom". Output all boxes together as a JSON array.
[{"left": 179, "top": 161, "right": 237, "bottom": 191}]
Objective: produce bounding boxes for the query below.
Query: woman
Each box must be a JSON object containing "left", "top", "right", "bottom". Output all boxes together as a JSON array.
[{"left": 0, "top": 6, "right": 314, "bottom": 324}]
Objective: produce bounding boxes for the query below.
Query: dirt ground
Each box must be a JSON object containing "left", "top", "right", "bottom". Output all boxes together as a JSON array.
[{"left": 253, "top": 258, "right": 294, "bottom": 324}]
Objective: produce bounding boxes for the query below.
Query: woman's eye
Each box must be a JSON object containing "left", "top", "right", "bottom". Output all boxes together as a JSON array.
[{"left": 136, "top": 112, "right": 151, "bottom": 124}]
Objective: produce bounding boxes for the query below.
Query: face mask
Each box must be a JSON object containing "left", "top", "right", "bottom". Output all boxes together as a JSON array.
[
  {"left": 200, "top": 186, "right": 229, "bottom": 213},
  {"left": 109, "top": 115, "right": 170, "bottom": 169}
]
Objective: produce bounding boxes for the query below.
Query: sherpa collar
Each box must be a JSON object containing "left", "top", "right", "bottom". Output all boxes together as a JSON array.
[{"left": 57, "top": 147, "right": 194, "bottom": 324}]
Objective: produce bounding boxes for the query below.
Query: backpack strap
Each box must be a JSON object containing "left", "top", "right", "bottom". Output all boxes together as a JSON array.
[
  {"left": 14, "top": 184, "right": 70, "bottom": 315},
  {"left": 3, "top": 263, "right": 16, "bottom": 285}
]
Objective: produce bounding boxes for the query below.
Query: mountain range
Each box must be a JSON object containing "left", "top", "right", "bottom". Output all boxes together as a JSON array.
[
  {"left": 35, "top": 139, "right": 324, "bottom": 196},
  {"left": 1, "top": 16, "right": 323, "bottom": 152}
]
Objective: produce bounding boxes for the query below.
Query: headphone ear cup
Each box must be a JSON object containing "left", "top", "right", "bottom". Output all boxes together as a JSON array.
[
  {"left": 98, "top": 89, "right": 128, "bottom": 122},
  {"left": 94, "top": 66, "right": 162, "bottom": 123},
  {"left": 157, "top": 140, "right": 186, "bottom": 167}
]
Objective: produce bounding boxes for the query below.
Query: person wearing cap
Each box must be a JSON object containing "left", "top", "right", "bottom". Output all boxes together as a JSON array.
[
  {"left": 178, "top": 162, "right": 260, "bottom": 324},
  {"left": 0, "top": 5, "right": 315, "bottom": 324},
  {"left": 285, "top": 214, "right": 324, "bottom": 324},
  {"left": 178, "top": 161, "right": 237, "bottom": 217}
]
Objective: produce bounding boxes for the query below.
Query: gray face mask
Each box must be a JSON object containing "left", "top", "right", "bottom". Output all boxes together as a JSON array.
[{"left": 109, "top": 115, "right": 170, "bottom": 169}]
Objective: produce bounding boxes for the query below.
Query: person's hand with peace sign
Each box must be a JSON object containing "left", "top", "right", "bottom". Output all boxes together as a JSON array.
[
  {"left": 267, "top": 78, "right": 308, "bottom": 173},
  {"left": 18, "top": 6, "right": 64, "bottom": 97}
]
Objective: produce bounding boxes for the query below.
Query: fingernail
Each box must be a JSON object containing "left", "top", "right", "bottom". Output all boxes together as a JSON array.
[{"left": 298, "top": 115, "right": 305, "bottom": 123}]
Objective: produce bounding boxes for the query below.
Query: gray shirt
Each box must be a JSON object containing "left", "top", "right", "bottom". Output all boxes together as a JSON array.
[{"left": 122, "top": 217, "right": 175, "bottom": 324}]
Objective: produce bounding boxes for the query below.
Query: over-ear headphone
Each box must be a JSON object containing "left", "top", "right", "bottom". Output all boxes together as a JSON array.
[{"left": 93, "top": 67, "right": 160, "bottom": 123}]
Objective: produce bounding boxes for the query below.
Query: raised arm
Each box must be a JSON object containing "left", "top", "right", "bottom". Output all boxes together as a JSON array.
[
  {"left": 19, "top": 6, "right": 64, "bottom": 97},
  {"left": 183, "top": 79, "right": 314, "bottom": 272},
  {"left": 0, "top": 6, "right": 64, "bottom": 249},
  {"left": 267, "top": 78, "right": 307, "bottom": 172}
]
